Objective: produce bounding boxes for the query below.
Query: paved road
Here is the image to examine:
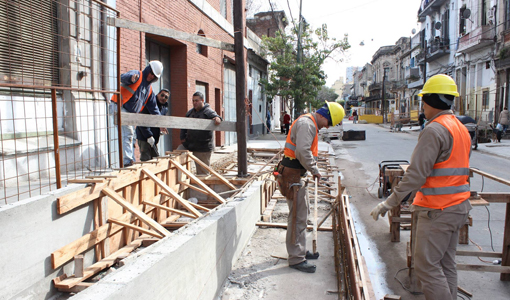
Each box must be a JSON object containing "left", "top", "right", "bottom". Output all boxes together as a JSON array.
[{"left": 332, "top": 121, "right": 510, "bottom": 300}]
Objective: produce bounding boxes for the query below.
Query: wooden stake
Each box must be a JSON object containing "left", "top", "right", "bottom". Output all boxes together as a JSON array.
[
  {"left": 141, "top": 168, "right": 202, "bottom": 218},
  {"left": 188, "top": 153, "right": 237, "bottom": 190},
  {"left": 313, "top": 178, "right": 318, "bottom": 253},
  {"left": 102, "top": 187, "right": 170, "bottom": 238},
  {"left": 108, "top": 218, "right": 164, "bottom": 239},
  {"left": 143, "top": 201, "right": 197, "bottom": 219}
]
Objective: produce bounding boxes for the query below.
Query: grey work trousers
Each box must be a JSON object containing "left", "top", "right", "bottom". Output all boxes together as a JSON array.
[
  {"left": 176, "top": 145, "right": 212, "bottom": 175},
  {"left": 414, "top": 209, "right": 469, "bottom": 300},
  {"left": 285, "top": 179, "right": 309, "bottom": 266}
]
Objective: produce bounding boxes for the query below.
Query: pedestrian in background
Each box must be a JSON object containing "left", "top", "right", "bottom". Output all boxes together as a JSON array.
[
  {"left": 370, "top": 74, "right": 471, "bottom": 300},
  {"left": 136, "top": 89, "right": 170, "bottom": 161},
  {"left": 418, "top": 109, "right": 426, "bottom": 131},
  {"left": 283, "top": 111, "right": 291, "bottom": 135},
  {"left": 280, "top": 111, "right": 285, "bottom": 134},
  {"left": 110, "top": 61, "right": 163, "bottom": 167},
  {"left": 352, "top": 109, "right": 358, "bottom": 124},
  {"left": 177, "top": 92, "right": 222, "bottom": 174},
  {"left": 499, "top": 106, "right": 509, "bottom": 134}
]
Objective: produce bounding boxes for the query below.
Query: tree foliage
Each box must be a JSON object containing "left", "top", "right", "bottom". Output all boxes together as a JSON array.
[
  {"left": 261, "top": 22, "right": 350, "bottom": 114},
  {"left": 311, "top": 86, "right": 339, "bottom": 109}
]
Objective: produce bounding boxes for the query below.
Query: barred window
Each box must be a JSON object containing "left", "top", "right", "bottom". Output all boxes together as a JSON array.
[{"left": 0, "top": 0, "right": 59, "bottom": 86}]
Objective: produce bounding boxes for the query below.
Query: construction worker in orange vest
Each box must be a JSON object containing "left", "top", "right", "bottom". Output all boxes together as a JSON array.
[
  {"left": 110, "top": 61, "right": 163, "bottom": 167},
  {"left": 276, "top": 102, "right": 345, "bottom": 273},
  {"left": 370, "top": 74, "right": 472, "bottom": 300}
]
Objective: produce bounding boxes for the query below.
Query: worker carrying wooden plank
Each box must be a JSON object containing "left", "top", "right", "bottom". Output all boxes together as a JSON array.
[
  {"left": 370, "top": 74, "right": 472, "bottom": 300},
  {"left": 275, "top": 102, "right": 345, "bottom": 273}
]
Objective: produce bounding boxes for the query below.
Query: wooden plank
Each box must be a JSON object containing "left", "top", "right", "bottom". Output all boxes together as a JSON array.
[
  {"left": 262, "top": 199, "right": 277, "bottom": 222},
  {"left": 68, "top": 179, "right": 104, "bottom": 184},
  {"left": 469, "top": 198, "right": 490, "bottom": 206},
  {"left": 456, "top": 250, "right": 502, "bottom": 258},
  {"left": 57, "top": 282, "right": 94, "bottom": 293},
  {"left": 108, "top": 17, "right": 235, "bottom": 52},
  {"left": 108, "top": 218, "right": 164, "bottom": 239},
  {"left": 171, "top": 159, "right": 226, "bottom": 204},
  {"left": 256, "top": 222, "right": 332, "bottom": 231},
  {"left": 457, "top": 286, "right": 473, "bottom": 297},
  {"left": 161, "top": 222, "right": 189, "bottom": 229},
  {"left": 478, "top": 193, "right": 510, "bottom": 203},
  {"left": 86, "top": 175, "right": 118, "bottom": 179},
  {"left": 141, "top": 168, "right": 202, "bottom": 218},
  {"left": 470, "top": 168, "right": 510, "bottom": 187},
  {"left": 143, "top": 201, "right": 197, "bottom": 219},
  {"left": 102, "top": 187, "right": 171, "bottom": 238},
  {"left": 178, "top": 181, "right": 209, "bottom": 195},
  {"left": 456, "top": 264, "right": 510, "bottom": 273},
  {"left": 188, "top": 153, "right": 237, "bottom": 190},
  {"left": 54, "top": 239, "right": 143, "bottom": 289},
  {"left": 121, "top": 112, "right": 236, "bottom": 131},
  {"left": 189, "top": 201, "right": 211, "bottom": 212}
]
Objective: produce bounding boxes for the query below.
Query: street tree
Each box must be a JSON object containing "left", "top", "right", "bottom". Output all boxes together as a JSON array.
[
  {"left": 261, "top": 22, "right": 350, "bottom": 115},
  {"left": 311, "top": 86, "right": 339, "bottom": 109}
]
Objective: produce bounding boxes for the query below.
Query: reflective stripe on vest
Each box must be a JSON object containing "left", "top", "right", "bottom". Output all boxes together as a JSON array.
[
  {"left": 111, "top": 70, "right": 143, "bottom": 105},
  {"left": 283, "top": 113, "right": 319, "bottom": 161},
  {"left": 413, "top": 114, "right": 471, "bottom": 209}
]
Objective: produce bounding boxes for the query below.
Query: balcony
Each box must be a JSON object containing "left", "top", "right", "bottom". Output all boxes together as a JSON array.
[
  {"left": 405, "top": 67, "right": 420, "bottom": 81},
  {"left": 368, "top": 82, "right": 382, "bottom": 92},
  {"left": 416, "top": 38, "right": 450, "bottom": 63},
  {"left": 457, "top": 25, "right": 495, "bottom": 53},
  {"left": 418, "top": 0, "right": 448, "bottom": 22}
]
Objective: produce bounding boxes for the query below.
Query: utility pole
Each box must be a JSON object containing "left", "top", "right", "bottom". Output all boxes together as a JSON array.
[
  {"left": 295, "top": 0, "right": 303, "bottom": 118},
  {"left": 382, "top": 71, "right": 386, "bottom": 123},
  {"left": 233, "top": 0, "right": 247, "bottom": 177}
]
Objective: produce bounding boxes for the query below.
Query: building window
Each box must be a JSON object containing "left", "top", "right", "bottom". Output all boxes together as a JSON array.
[
  {"left": 482, "top": 0, "right": 488, "bottom": 26},
  {"left": 220, "top": 0, "right": 227, "bottom": 18},
  {"left": 0, "top": 0, "right": 59, "bottom": 86},
  {"left": 482, "top": 90, "right": 489, "bottom": 109},
  {"left": 196, "top": 30, "right": 208, "bottom": 57},
  {"left": 460, "top": 5, "right": 466, "bottom": 35},
  {"left": 442, "top": 9, "right": 449, "bottom": 41}
]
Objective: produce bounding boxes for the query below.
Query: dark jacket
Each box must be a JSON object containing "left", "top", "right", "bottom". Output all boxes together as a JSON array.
[
  {"left": 120, "top": 66, "right": 160, "bottom": 115},
  {"left": 136, "top": 101, "right": 168, "bottom": 143},
  {"left": 418, "top": 113, "right": 426, "bottom": 126},
  {"left": 180, "top": 103, "right": 221, "bottom": 152}
]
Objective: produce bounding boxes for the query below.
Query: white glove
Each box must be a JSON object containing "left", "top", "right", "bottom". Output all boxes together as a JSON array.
[
  {"left": 147, "top": 136, "right": 155, "bottom": 147},
  {"left": 370, "top": 201, "right": 393, "bottom": 221}
]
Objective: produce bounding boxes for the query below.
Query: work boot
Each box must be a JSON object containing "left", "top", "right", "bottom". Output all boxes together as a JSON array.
[
  {"left": 306, "top": 251, "right": 319, "bottom": 259},
  {"left": 289, "top": 260, "right": 316, "bottom": 273}
]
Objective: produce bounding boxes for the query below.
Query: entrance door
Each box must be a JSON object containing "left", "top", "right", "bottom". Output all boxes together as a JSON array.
[{"left": 146, "top": 39, "right": 171, "bottom": 152}]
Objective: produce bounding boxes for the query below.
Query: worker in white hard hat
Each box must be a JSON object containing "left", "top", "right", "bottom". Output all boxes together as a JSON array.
[
  {"left": 370, "top": 74, "right": 472, "bottom": 300},
  {"left": 111, "top": 61, "right": 164, "bottom": 167},
  {"left": 275, "top": 102, "right": 345, "bottom": 273}
]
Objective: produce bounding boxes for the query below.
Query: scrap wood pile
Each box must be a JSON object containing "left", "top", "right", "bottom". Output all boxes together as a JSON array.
[{"left": 50, "top": 150, "right": 257, "bottom": 294}]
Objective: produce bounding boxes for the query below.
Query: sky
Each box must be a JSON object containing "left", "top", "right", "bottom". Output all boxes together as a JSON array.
[{"left": 253, "top": 0, "right": 423, "bottom": 86}]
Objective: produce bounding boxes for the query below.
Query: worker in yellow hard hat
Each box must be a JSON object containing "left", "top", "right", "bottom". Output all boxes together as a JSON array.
[
  {"left": 370, "top": 74, "right": 471, "bottom": 300},
  {"left": 274, "top": 101, "right": 345, "bottom": 273}
]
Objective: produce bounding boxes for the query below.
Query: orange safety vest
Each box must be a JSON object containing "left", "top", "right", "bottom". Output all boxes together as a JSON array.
[
  {"left": 413, "top": 114, "right": 471, "bottom": 210},
  {"left": 111, "top": 70, "right": 153, "bottom": 112},
  {"left": 284, "top": 113, "right": 319, "bottom": 161}
]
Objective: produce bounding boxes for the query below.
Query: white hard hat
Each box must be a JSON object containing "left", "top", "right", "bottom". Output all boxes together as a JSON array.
[{"left": 149, "top": 61, "right": 163, "bottom": 78}]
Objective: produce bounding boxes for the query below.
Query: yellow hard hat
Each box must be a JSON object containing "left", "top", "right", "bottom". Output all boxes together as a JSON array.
[
  {"left": 326, "top": 102, "right": 345, "bottom": 126},
  {"left": 418, "top": 74, "right": 459, "bottom": 97}
]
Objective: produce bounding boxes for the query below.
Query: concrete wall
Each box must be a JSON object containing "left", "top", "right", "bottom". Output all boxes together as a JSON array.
[
  {"left": 71, "top": 181, "right": 263, "bottom": 300},
  {"left": 0, "top": 184, "right": 96, "bottom": 300}
]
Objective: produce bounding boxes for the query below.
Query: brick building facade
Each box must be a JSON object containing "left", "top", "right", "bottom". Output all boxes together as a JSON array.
[{"left": 116, "top": 0, "right": 244, "bottom": 151}]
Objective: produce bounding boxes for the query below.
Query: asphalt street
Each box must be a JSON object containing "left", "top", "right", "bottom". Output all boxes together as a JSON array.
[{"left": 332, "top": 121, "right": 510, "bottom": 300}]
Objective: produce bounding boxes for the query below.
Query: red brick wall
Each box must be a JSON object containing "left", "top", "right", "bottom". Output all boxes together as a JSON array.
[{"left": 116, "top": 0, "right": 243, "bottom": 149}]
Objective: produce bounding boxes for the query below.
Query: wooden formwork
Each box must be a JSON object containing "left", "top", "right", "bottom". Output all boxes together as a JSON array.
[{"left": 51, "top": 151, "right": 239, "bottom": 292}]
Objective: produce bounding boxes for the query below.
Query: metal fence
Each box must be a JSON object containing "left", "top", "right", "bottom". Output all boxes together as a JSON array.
[{"left": 0, "top": 0, "right": 121, "bottom": 204}]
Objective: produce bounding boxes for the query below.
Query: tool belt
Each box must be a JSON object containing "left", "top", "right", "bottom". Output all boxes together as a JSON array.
[{"left": 275, "top": 161, "right": 307, "bottom": 201}]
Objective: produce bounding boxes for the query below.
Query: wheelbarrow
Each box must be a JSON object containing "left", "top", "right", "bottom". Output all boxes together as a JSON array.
[{"left": 377, "top": 160, "right": 410, "bottom": 198}]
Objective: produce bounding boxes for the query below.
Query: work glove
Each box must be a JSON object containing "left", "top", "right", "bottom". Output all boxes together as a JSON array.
[
  {"left": 147, "top": 136, "right": 155, "bottom": 147},
  {"left": 370, "top": 200, "right": 393, "bottom": 221}
]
